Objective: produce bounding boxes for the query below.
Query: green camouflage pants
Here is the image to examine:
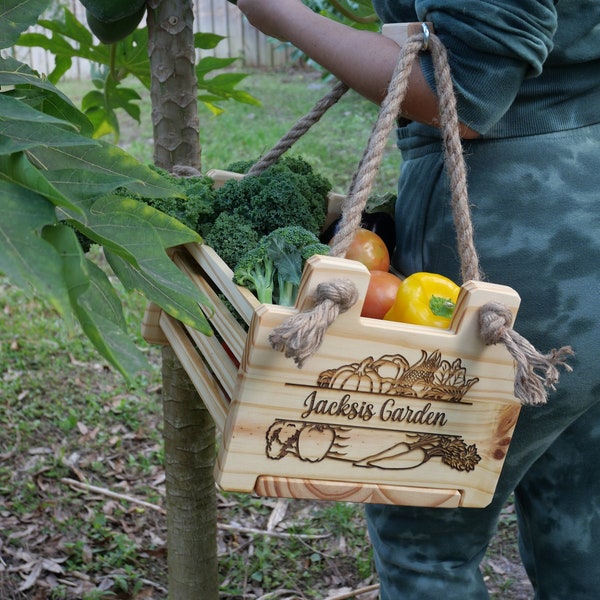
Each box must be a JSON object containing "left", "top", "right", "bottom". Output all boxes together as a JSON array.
[{"left": 365, "top": 121, "right": 600, "bottom": 599}]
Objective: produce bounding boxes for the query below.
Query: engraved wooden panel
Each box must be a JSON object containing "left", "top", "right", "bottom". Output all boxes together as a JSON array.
[{"left": 214, "top": 254, "right": 521, "bottom": 508}]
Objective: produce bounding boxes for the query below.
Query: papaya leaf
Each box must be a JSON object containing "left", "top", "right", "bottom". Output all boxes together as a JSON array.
[
  {"left": 105, "top": 79, "right": 142, "bottom": 123},
  {"left": 27, "top": 141, "right": 185, "bottom": 201},
  {"left": 0, "top": 0, "right": 50, "bottom": 49},
  {"left": 0, "top": 152, "right": 84, "bottom": 216},
  {"left": 196, "top": 56, "right": 238, "bottom": 76},
  {"left": 0, "top": 116, "right": 98, "bottom": 154},
  {"left": 0, "top": 55, "right": 94, "bottom": 137},
  {"left": 0, "top": 179, "right": 72, "bottom": 325},
  {"left": 64, "top": 194, "right": 200, "bottom": 267},
  {"left": 41, "top": 223, "right": 90, "bottom": 301},
  {"left": 86, "top": 195, "right": 201, "bottom": 249},
  {"left": 67, "top": 201, "right": 207, "bottom": 327},
  {"left": 77, "top": 308, "right": 152, "bottom": 383},
  {"left": 0, "top": 93, "right": 77, "bottom": 129},
  {"left": 105, "top": 249, "right": 213, "bottom": 336},
  {"left": 30, "top": 8, "right": 150, "bottom": 85},
  {"left": 194, "top": 32, "right": 226, "bottom": 50},
  {"left": 37, "top": 8, "right": 95, "bottom": 48},
  {"left": 196, "top": 68, "right": 261, "bottom": 109},
  {"left": 47, "top": 54, "right": 73, "bottom": 85},
  {"left": 42, "top": 224, "right": 150, "bottom": 382},
  {"left": 82, "top": 88, "right": 122, "bottom": 142},
  {"left": 0, "top": 56, "right": 75, "bottom": 104},
  {"left": 81, "top": 68, "right": 142, "bottom": 142},
  {"left": 3, "top": 84, "right": 95, "bottom": 137},
  {"left": 13, "top": 7, "right": 257, "bottom": 130}
]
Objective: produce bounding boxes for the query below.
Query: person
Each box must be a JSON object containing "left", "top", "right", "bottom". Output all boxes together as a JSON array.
[{"left": 236, "top": 1, "right": 600, "bottom": 598}]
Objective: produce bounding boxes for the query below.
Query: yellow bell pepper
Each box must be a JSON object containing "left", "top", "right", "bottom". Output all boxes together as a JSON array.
[{"left": 384, "top": 272, "right": 460, "bottom": 329}]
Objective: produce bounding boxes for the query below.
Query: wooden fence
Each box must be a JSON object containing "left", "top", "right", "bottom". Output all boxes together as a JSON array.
[{"left": 12, "top": 0, "right": 293, "bottom": 80}]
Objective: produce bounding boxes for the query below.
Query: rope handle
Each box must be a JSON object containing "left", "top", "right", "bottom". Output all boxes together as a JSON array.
[{"left": 247, "top": 25, "right": 572, "bottom": 405}]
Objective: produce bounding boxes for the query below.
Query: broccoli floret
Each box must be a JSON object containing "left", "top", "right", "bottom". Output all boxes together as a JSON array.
[
  {"left": 301, "top": 241, "right": 333, "bottom": 261},
  {"left": 214, "top": 156, "right": 332, "bottom": 238},
  {"left": 231, "top": 225, "right": 330, "bottom": 306},
  {"left": 233, "top": 242, "right": 275, "bottom": 304},
  {"left": 203, "top": 213, "right": 260, "bottom": 269},
  {"left": 263, "top": 226, "right": 330, "bottom": 306}
]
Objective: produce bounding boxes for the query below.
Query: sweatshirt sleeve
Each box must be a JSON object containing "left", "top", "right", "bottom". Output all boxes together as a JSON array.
[{"left": 415, "top": 0, "right": 558, "bottom": 134}]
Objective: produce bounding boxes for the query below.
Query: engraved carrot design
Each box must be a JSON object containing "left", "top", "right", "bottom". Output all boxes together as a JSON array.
[{"left": 354, "top": 432, "right": 481, "bottom": 472}]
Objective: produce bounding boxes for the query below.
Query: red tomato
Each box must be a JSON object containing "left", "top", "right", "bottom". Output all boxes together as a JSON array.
[
  {"left": 344, "top": 228, "right": 390, "bottom": 272},
  {"left": 361, "top": 270, "right": 403, "bottom": 319}
]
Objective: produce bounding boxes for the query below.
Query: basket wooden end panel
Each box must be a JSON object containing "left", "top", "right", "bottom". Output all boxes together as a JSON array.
[
  {"left": 216, "top": 255, "right": 522, "bottom": 507},
  {"left": 141, "top": 302, "right": 169, "bottom": 345},
  {"left": 254, "top": 476, "right": 462, "bottom": 508},
  {"left": 206, "top": 168, "right": 243, "bottom": 188},
  {"left": 172, "top": 249, "right": 247, "bottom": 366}
]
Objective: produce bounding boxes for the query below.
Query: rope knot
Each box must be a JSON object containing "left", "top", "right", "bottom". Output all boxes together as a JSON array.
[
  {"left": 479, "top": 302, "right": 574, "bottom": 406},
  {"left": 479, "top": 301, "right": 514, "bottom": 345},
  {"left": 313, "top": 279, "right": 360, "bottom": 311},
  {"left": 268, "top": 278, "right": 359, "bottom": 368}
]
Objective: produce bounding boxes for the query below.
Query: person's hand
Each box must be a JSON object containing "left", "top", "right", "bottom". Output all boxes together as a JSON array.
[{"left": 236, "top": 0, "right": 308, "bottom": 41}]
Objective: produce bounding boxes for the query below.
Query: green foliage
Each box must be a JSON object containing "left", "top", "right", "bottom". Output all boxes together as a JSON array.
[
  {"left": 0, "top": 0, "right": 50, "bottom": 47},
  {"left": 214, "top": 156, "right": 332, "bottom": 239},
  {"left": 203, "top": 212, "right": 260, "bottom": 268},
  {"left": 14, "top": 5, "right": 261, "bottom": 139},
  {"left": 0, "top": 0, "right": 213, "bottom": 382},
  {"left": 125, "top": 155, "right": 332, "bottom": 305},
  {"left": 124, "top": 166, "right": 217, "bottom": 231}
]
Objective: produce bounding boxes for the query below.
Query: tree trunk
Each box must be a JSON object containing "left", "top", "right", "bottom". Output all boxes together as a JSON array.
[
  {"left": 148, "top": 0, "right": 201, "bottom": 171},
  {"left": 161, "top": 346, "right": 219, "bottom": 598},
  {"left": 147, "top": 1, "right": 218, "bottom": 597}
]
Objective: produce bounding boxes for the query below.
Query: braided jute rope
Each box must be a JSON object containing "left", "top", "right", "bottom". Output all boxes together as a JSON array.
[
  {"left": 246, "top": 80, "right": 349, "bottom": 177},
  {"left": 263, "top": 29, "right": 571, "bottom": 405}
]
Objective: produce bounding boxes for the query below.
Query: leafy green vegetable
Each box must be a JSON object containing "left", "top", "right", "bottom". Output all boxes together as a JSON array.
[
  {"left": 116, "top": 166, "right": 216, "bottom": 231},
  {"left": 265, "top": 226, "right": 330, "bottom": 306},
  {"left": 216, "top": 155, "right": 331, "bottom": 238},
  {"left": 203, "top": 212, "right": 259, "bottom": 269},
  {"left": 127, "top": 156, "right": 333, "bottom": 306}
]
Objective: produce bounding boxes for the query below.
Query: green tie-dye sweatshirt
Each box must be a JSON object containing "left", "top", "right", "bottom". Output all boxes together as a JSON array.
[{"left": 372, "top": 0, "right": 600, "bottom": 137}]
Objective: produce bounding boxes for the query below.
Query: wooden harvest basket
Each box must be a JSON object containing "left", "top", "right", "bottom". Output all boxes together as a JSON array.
[
  {"left": 137, "top": 23, "right": 568, "bottom": 508},
  {"left": 142, "top": 171, "right": 522, "bottom": 509}
]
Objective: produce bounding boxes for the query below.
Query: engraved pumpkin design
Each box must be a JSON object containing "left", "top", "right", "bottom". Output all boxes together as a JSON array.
[{"left": 318, "top": 350, "right": 478, "bottom": 403}]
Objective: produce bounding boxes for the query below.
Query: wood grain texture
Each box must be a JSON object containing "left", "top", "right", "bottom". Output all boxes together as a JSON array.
[
  {"left": 254, "top": 476, "right": 462, "bottom": 507},
  {"left": 215, "top": 255, "right": 521, "bottom": 507}
]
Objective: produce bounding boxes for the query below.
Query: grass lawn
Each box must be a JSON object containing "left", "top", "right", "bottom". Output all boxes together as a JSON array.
[{"left": 0, "top": 68, "right": 532, "bottom": 599}]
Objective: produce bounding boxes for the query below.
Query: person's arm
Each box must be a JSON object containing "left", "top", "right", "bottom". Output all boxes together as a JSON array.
[{"left": 236, "top": 0, "right": 479, "bottom": 138}]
